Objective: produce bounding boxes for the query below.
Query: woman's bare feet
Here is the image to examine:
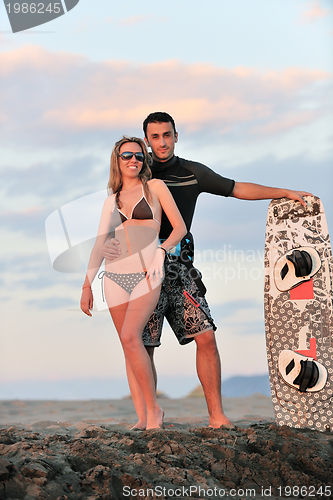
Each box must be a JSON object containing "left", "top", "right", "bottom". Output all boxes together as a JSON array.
[{"left": 146, "top": 407, "right": 164, "bottom": 430}]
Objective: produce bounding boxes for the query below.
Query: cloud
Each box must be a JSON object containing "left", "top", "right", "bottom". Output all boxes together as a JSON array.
[
  {"left": 117, "top": 15, "right": 168, "bottom": 26},
  {"left": 26, "top": 297, "right": 77, "bottom": 309},
  {"left": 0, "top": 154, "right": 108, "bottom": 239},
  {"left": 249, "top": 110, "right": 320, "bottom": 136},
  {"left": 1, "top": 251, "right": 54, "bottom": 277},
  {"left": 0, "top": 46, "right": 331, "bottom": 151},
  {"left": 0, "top": 154, "right": 106, "bottom": 207},
  {"left": 192, "top": 154, "right": 333, "bottom": 250},
  {"left": 215, "top": 300, "right": 264, "bottom": 336},
  {"left": 119, "top": 15, "right": 153, "bottom": 26},
  {"left": 73, "top": 15, "right": 96, "bottom": 33},
  {"left": 0, "top": 33, "right": 15, "bottom": 46},
  {"left": 299, "top": 1, "right": 332, "bottom": 24},
  {"left": 0, "top": 206, "right": 48, "bottom": 235}
]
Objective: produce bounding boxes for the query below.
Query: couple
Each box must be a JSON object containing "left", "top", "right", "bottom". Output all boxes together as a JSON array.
[{"left": 80, "top": 112, "right": 310, "bottom": 430}]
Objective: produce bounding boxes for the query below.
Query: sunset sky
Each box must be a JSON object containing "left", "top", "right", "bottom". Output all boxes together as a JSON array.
[{"left": 1, "top": 0, "right": 332, "bottom": 399}]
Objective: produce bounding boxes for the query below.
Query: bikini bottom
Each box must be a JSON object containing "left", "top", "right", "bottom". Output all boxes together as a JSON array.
[{"left": 98, "top": 270, "right": 146, "bottom": 299}]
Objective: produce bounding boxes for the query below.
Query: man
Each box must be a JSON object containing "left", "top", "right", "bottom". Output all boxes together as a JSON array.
[{"left": 103, "top": 112, "right": 310, "bottom": 428}]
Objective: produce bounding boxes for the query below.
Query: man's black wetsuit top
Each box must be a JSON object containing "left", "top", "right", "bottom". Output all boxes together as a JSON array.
[{"left": 151, "top": 155, "right": 235, "bottom": 241}]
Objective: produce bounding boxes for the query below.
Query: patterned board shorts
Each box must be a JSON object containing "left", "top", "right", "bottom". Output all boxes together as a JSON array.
[{"left": 142, "top": 260, "right": 216, "bottom": 346}]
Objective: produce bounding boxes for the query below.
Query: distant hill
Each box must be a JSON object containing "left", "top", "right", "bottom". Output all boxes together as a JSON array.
[
  {"left": 222, "top": 374, "right": 271, "bottom": 397},
  {"left": 187, "top": 374, "right": 271, "bottom": 398}
]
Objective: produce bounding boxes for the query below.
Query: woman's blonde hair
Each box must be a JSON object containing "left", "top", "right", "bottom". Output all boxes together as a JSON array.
[{"left": 108, "top": 136, "right": 152, "bottom": 208}]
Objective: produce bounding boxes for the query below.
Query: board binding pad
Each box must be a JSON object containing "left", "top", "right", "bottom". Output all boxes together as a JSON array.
[{"left": 264, "top": 196, "right": 333, "bottom": 431}]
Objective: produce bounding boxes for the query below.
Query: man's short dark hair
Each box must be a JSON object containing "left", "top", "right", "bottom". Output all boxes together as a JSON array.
[{"left": 143, "top": 112, "right": 177, "bottom": 138}]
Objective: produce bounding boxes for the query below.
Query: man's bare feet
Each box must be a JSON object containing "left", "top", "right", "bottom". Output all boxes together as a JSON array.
[
  {"left": 209, "top": 415, "right": 234, "bottom": 429},
  {"left": 146, "top": 407, "right": 164, "bottom": 430}
]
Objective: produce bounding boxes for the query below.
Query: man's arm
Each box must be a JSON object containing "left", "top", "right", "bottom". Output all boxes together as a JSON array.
[
  {"left": 232, "top": 182, "right": 312, "bottom": 207},
  {"left": 102, "top": 237, "right": 121, "bottom": 260},
  {"left": 185, "top": 160, "right": 235, "bottom": 197}
]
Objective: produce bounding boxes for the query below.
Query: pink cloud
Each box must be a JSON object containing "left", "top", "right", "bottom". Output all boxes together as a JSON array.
[
  {"left": 299, "top": 1, "right": 332, "bottom": 24},
  {"left": 249, "top": 111, "right": 321, "bottom": 136},
  {"left": 0, "top": 46, "right": 331, "bottom": 145},
  {"left": 119, "top": 15, "right": 153, "bottom": 26},
  {"left": 106, "top": 15, "right": 167, "bottom": 26}
]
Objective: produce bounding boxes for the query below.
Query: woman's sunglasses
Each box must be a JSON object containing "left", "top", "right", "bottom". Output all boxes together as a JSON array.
[{"left": 119, "top": 152, "right": 144, "bottom": 162}]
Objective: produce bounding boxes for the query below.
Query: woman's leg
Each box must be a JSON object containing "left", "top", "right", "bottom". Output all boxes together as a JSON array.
[
  {"left": 105, "top": 279, "right": 150, "bottom": 429},
  {"left": 109, "top": 302, "right": 148, "bottom": 429},
  {"left": 120, "top": 283, "right": 163, "bottom": 429}
]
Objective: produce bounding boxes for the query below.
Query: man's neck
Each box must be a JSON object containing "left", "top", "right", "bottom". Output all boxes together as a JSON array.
[{"left": 152, "top": 155, "right": 176, "bottom": 167}]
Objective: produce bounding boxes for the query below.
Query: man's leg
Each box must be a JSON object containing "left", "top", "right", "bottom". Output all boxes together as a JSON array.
[
  {"left": 142, "top": 282, "right": 167, "bottom": 394},
  {"left": 194, "top": 330, "right": 233, "bottom": 428},
  {"left": 164, "top": 260, "right": 233, "bottom": 427},
  {"left": 145, "top": 346, "right": 157, "bottom": 390}
]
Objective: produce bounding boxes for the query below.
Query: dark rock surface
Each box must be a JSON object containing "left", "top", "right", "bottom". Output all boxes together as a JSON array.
[{"left": 0, "top": 423, "right": 332, "bottom": 499}]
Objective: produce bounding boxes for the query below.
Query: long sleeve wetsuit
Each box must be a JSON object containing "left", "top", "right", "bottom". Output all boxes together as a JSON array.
[{"left": 150, "top": 155, "right": 235, "bottom": 241}]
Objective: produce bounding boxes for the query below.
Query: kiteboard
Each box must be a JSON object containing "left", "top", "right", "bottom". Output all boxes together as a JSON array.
[{"left": 264, "top": 196, "right": 333, "bottom": 431}]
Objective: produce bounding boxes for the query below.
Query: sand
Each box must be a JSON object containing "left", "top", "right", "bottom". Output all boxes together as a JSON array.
[
  {"left": 0, "top": 394, "right": 275, "bottom": 428},
  {"left": 0, "top": 396, "right": 332, "bottom": 500}
]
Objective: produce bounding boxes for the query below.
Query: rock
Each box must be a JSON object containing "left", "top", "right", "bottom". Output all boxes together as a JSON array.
[
  {"left": 123, "top": 389, "right": 169, "bottom": 399},
  {"left": 21, "top": 461, "right": 52, "bottom": 479},
  {"left": 186, "top": 385, "right": 204, "bottom": 398},
  {"left": 0, "top": 458, "right": 13, "bottom": 481},
  {"left": 0, "top": 423, "right": 332, "bottom": 499}
]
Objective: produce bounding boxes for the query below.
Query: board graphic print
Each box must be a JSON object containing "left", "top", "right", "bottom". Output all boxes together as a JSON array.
[{"left": 264, "top": 196, "right": 333, "bottom": 431}]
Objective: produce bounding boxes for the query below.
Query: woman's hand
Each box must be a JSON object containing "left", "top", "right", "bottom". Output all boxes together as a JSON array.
[
  {"left": 80, "top": 287, "right": 93, "bottom": 316},
  {"left": 146, "top": 247, "right": 165, "bottom": 283}
]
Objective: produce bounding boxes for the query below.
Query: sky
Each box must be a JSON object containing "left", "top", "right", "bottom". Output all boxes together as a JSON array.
[{"left": 0, "top": 0, "right": 332, "bottom": 399}]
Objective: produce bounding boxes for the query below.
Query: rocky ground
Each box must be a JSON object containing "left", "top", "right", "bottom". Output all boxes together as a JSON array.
[{"left": 0, "top": 421, "right": 332, "bottom": 500}]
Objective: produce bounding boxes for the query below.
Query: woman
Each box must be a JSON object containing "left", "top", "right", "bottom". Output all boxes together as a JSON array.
[{"left": 80, "top": 136, "right": 186, "bottom": 429}]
